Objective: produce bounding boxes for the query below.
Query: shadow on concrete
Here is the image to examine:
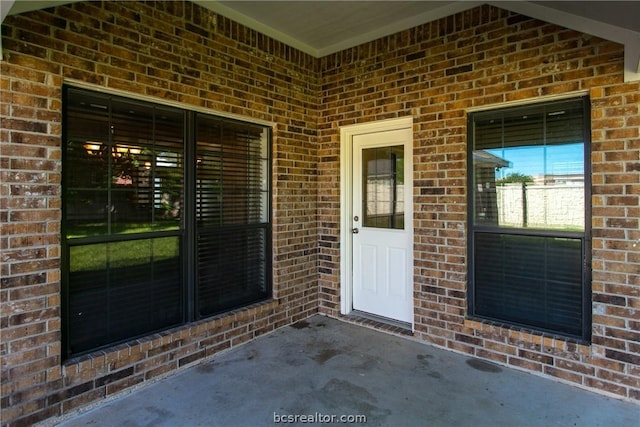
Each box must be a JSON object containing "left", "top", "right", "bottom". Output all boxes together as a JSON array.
[{"left": 47, "top": 315, "right": 639, "bottom": 427}]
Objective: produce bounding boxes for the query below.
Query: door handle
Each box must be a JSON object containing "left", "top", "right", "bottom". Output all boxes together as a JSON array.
[{"left": 352, "top": 228, "right": 359, "bottom": 234}]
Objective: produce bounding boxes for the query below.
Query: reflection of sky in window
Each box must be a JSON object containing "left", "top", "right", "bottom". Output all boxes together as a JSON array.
[{"left": 487, "top": 142, "right": 583, "bottom": 178}]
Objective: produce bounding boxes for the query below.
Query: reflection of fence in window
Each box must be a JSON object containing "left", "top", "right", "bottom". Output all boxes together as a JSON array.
[{"left": 496, "top": 183, "right": 584, "bottom": 230}]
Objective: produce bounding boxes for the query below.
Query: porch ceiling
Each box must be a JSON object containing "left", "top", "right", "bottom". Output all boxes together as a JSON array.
[{"left": 2, "top": 1, "right": 640, "bottom": 81}]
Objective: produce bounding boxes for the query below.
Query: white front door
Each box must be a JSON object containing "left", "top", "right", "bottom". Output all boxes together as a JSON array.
[{"left": 351, "top": 127, "right": 413, "bottom": 323}]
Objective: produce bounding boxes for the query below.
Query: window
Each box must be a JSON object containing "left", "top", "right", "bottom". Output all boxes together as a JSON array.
[
  {"left": 363, "top": 146, "right": 405, "bottom": 229},
  {"left": 468, "top": 97, "right": 590, "bottom": 341},
  {"left": 62, "top": 87, "right": 271, "bottom": 357}
]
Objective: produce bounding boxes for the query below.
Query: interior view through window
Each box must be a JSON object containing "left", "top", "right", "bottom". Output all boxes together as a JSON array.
[
  {"left": 62, "top": 86, "right": 271, "bottom": 357},
  {"left": 468, "top": 97, "right": 591, "bottom": 341}
]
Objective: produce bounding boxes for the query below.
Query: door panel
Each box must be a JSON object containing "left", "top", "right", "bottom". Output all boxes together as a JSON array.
[
  {"left": 361, "top": 245, "right": 377, "bottom": 291},
  {"left": 388, "top": 248, "right": 406, "bottom": 297},
  {"left": 352, "top": 128, "right": 413, "bottom": 323}
]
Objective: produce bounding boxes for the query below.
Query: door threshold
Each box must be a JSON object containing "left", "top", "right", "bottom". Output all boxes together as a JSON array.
[{"left": 343, "top": 310, "right": 413, "bottom": 336}]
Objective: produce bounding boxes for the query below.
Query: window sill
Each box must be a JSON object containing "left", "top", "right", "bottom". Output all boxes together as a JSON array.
[
  {"left": 464, "top": 316, "right": 591, "bottom": 355},
  {"left": 63, "top": 298, "right": 280, "bottom": 368}
]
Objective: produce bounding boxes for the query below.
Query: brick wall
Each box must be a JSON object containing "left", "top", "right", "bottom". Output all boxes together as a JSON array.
[
  {"left": 1, "top": 1, "right": 639, "bottom": 426},
  {"left": 317, "top": 5, "right": 640, "bottom": 401},
  {"left": 0, "top": 1, "right": 318, "bottom": 426}
]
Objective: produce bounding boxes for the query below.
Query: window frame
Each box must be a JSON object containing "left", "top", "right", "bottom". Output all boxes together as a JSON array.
[
  {"left": 466, "top": 97, "right": 592, "bottom": 343},
  {"left": 61, "top": 86, "right": 273, "bottom": 359}
]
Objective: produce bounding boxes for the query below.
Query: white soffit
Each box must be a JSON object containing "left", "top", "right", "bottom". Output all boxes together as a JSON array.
[
  {"left": 195, "top": 1, "right": 483, "bottom": 57},
  {"left": 1, "top": 0, "right": 78, "bottom": 17},
  {"left": 0, "top": 0, "right": 14, "bottom": 23}
]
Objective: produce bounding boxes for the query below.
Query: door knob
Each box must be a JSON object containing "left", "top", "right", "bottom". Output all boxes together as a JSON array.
[{"left": 352, "top": 228, "right": 359, "bottom": 234}]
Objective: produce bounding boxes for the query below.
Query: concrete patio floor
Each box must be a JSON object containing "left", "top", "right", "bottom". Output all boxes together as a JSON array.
[{"left": 46, "top": 315, "right": 639, "bottom": 427}]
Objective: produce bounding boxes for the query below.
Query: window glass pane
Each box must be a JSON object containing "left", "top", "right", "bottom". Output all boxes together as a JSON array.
[
  {"left": 65, "top": 189, "right": 109, "bottom": 237},
  {"left": 111, "top": 100, "right": 154, "bottom": 145},
  {"left": 152, "top": 109, "right": 185, "bottom": 231},
  {"left": 196, "top": 117, "right": 223, "bottom": 226},
  {"left": 153, "top": 148, "right": 184, "bottom": 230},
  {"left": 259, "top": 129, "right": 270, "bottom": 223},
  {"left": 65, "top": 90, "right": 111, "bottom": 145},
  {"left": 64, "top": 89, "right": 184, "bottom": 238},
  {"left": 196, "top": 117, "right": 268, "bottom": 226},
  {"left": 195, "top": 115, "right": 271, "bottom": 318},
  {"left": 67, "top": 237, "right": 183, "bottom": 354},
  {"left": 197, "top": 227, "right": 268, "bottom": 317},
  {"left": 363, "top": 145, "right": 404, "bottom": 229},
  {"left": 474, "top": 233, "right": 583, "bottom": 337},
  {"left": 65, "top": 91, "right": 111, "bottom": 237},
  {"left": 66, "top": 140, "right": 110, "bottom": 189},
  {"left": 473, "top": 100, "right": 585, "bottom": 231}
]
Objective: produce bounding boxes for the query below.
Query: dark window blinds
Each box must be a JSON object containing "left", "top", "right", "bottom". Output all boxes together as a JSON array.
[
  {"left": 474, "top": 234, "right": 584, "bottom": 337},
  {"left": 196, "top": 117, "right": 270, "bottom": 317}
]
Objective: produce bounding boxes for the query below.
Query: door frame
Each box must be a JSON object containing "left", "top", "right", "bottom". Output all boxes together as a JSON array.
[{"left": 339, "top": 116, "right": 414, "bottom": 325}]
